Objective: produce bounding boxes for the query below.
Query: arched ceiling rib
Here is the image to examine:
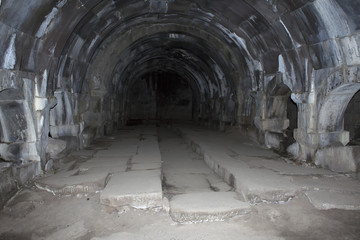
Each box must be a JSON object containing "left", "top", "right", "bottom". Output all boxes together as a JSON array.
[
  {"left": 1, "top": 0, "right": 358, "bottom": 99},
  {"left": 108, "top": 32, "right": 239, "bottom": 99}
]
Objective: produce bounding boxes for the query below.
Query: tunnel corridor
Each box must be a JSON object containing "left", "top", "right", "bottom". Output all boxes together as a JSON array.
[{"left": 0, "top": 0, "right": 360, "bottom": 238}]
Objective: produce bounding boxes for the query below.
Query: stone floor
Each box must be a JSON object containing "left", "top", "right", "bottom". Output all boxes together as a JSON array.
[{"left": 0, "top": 124, "right": 359, "bottom": 240}]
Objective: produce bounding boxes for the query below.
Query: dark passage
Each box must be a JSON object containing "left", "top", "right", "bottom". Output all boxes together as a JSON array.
[{"left": 127, "top": 72, "right": 193, "bottom": 125}]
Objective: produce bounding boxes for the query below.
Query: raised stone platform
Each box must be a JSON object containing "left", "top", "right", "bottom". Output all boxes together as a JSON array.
[
  {"left": 176, "top": 125, "right": 360, "bottom": 209},
  {"left": 100, "top": 169, "right": 163, "bottom": 210},
  {"left": 305, "top": 190, "right": 360, "bottom": 210},
  {"left": 35, "top": 169, "right": 110, "bottom": 195},
  {"left": 169, "top": 192, "right": 251, "bottom": 223}
]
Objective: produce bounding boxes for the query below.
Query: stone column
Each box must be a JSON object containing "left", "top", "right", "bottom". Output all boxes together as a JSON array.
[
  {"left": 252, "top": 91, "right": 289, "bottom": 149},
  {"left": 35, "top": 97, "right": 57, "bottom": 170},
  {"left": 291, "top": 89, "right": 350, "bottom": 162}
]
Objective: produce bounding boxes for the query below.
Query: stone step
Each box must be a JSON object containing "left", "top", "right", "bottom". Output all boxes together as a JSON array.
[
  {"left": 169, "top": 192, "right": 251, "bottom": 223},
  {"left": 100, "top": 169, "right": 163, "bottom": 211}
]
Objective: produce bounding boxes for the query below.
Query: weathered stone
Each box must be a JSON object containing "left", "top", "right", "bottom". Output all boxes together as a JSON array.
[
  {"left": 0, "top": 165, "right": 16, "bottom": 207},
  {"left": 315, "top": 146, "right": 360, "bottom": 173},
  {"left": 46, "top": 137, "right": 67, "bottom": 159},
  {"left": 169, "top": 192, "right": 251, "bottom": 223},
  {"left": 100, "top": 170, "right": 163, "bottom": 210},
  {"left": 0, "top": 142, "right": 40, "bottom": 162},
  {"left": 50, "top": 124, "right": 81, "bottom": 138},
  {"left": 35, "top": 169, "right": 110, "bottom": 195},
  {"left": 305, "top": 190, "right": 360, "bottom": 210}
]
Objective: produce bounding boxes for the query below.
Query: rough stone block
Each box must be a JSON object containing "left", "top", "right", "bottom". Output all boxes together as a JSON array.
[
  {"left": 0, "top": 165, "right": 16, "bottom": 207},
  {"left": 78, "top": 157, "right": 128, "bottom": 173},
  {"left": 100, "top": 170, "right": 162, "bottom": 210},
  {"left": 0, "top": 142, "right": 40, "bottom": 162},
  {"left": 305, "top": 190, "right": 360, "bottom": 210},
  {"left": 50, "top": 124, "right": 81, "bottom": 138},
  {"left": 254, "top": 117, "right": 289, "bottom": 132},
  {"left": 315, "top": 146, "right": 359, "bottom": 172},
  {"left": 46, "top": 137, "right": 67, "bottom": 159},
  {"left": 35, "top": 169, "right": 110, "bottom": 194},
  {"left": 169, "top": 192, "right": 251, "bottom": 223},
  {"left": 131, "top": 162, "right": 161, "bottom": 171},
  {"left": 265, "top": 132, "right": 282, "bottom": 150}
]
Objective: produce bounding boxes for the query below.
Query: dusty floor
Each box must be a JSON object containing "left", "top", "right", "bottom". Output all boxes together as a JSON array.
[{"left": 0, "top": 126, "right": 359, "bottom": 240}]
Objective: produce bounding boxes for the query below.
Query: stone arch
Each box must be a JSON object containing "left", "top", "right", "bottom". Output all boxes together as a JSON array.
[
  {"left": 269, "top": 83, "right": 298, "bottom": 152},
  {"left": 266, "top": 81, "right": 292, "bottom": 120},
  {"left": 318, "top": 83, "right": 360, "bottom": 137},
  {"left": 315, "top": 83, "right": 360, "bottom": 172},
  {"left": 254, "top": 75, "right": 298, "bottom": 152},
  {"left": 344, "top": 89, "right": 360, "bottom": 145},
  {"left": 267, "top": 80, "right": 299, "bottom": 149}
]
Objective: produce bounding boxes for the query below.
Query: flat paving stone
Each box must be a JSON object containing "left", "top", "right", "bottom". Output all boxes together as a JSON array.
[
  {"left": 206, "top": 174, "right": 233, "bottom": 192},
  {"left": 305, "top": 190, "right": 360, "bottom": 210},
  {"left": 100, "top": 170, "right": 162, "bottom": 210},
  {"left": 35, "top": 169, "right": 109, "bottom": 194},
  {"left": 234, "top": 168, "right": 300, "bottom": 203},
  {"left": 165, "top": 173, "right": 213, "bottom": 194},
  {"left": 78, "top": 157, "right": 129, "bottom": 172},
  {"left": 176, "top": 125, "right": 360, "bottom": 208},
  {"left": 132, "top": 152, "right": 161, "bottom": 164},
  {"left": 169, "top": 192, "right": 251, "bottom": 223},
  {"left": 245, "top": 158, "right": 335, "bottom": 176},
  {"left": 94, "top": 147, "right": 138, "bottom": 157},
  {"left": 131, "top": 162, "right": 161, "bottom": 171},
  {"left": 202, "top": 147, "right": 300, "bottom": 203},
  {"left": 46, "top": 220, "right": 88, "bottom": 240},
  {"left": 92, "top": 232, "right": 144, "bottom": 240}
]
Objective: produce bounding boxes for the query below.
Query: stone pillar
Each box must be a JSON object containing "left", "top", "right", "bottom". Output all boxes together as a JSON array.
[
  {"left": 291, "top": 91, "right": 317, "bottom": 161},
  {"left": 35, "top": 97, "right": 57, "bottom": 170},
  {"left": 252, "top": 91, "right": 290, "bottom": 149},
  {"left": 291, "top": 90, "right": 350, "bottom": 162}
]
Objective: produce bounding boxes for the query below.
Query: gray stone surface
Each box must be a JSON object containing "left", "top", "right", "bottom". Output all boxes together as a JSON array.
[
  {"left": 100, "top": 170, "right": 163, "bottom": 210},
  {"left": 46, "top": 220, "right": 89, "bottom": 240},
  {"left": 35, "top": 169, "right": 110, "bottom": 194},
  {"left": 131, "top": 162, "right": 161, "bottom": 171},
  {"left": 177, "top": 126, "right": 360, "bottom": 209},
  {"left": 92, "top": 232, "right": 144, "bottom": 240},
  {"left": 77, "top": 157, "right": 129, "bottom": 171},
  {"left": 169, "top": 192, "right": 251, "bottom": 223},
  {"left": 234, "top": 168, "right": 300, "bottom": 203},
  {"left": 305, "top": 190, "right": 360, "bottom": 210},
  {"left": 315, "top": 146, "right": 360, "bottom": 173},
  {"left": 46, "top": 137, "right": 67, "bottom": 159},
  {"left": 94, "top": 147, "right": 137, "bottom": 158}
]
